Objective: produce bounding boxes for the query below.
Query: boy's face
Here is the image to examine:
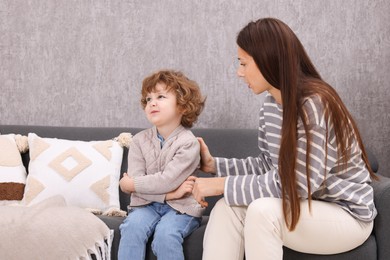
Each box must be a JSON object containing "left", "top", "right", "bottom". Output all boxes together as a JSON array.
[{"left": 144, "top": 83, "right": 183, "bottom": 129}]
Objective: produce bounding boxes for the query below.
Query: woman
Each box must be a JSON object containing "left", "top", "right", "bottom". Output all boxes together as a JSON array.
[{"left": 192, "top": 18, "right": 377, "bottom": 260}]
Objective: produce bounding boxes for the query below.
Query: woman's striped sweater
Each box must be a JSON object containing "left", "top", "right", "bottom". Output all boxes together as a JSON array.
[{"left": 216, "top": 93, "right": 377, "bottom": 222}]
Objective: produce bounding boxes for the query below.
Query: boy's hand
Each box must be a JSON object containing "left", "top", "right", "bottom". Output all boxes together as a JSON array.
[
  {"left": 119, "top": 173, "right": 135, "bottom": 194},
  {"left": 166, "top": 176, "right": 197, "bottom": 200}
]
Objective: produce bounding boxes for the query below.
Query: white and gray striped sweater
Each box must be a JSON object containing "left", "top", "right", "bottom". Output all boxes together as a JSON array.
[{"left": 216, "top": 93, "right": 377, "bottom": 222}]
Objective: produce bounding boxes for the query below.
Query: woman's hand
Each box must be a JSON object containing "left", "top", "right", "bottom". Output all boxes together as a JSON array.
[
  {"left": 119, "top": 173, "right": 135, "bottom": 194},
  {"left": 193, "top": 177, "right": 226, "bottom": 207},
  {"left": 166, "top": 176, "right": 197, "bottom": 201},
  {"left": 197, "top": 137, "right": 216, "bottom": 174}
]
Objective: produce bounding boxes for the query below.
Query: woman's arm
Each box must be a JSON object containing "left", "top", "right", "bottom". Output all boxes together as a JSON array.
[
  {"left": 166, "top": 176, "right": 197, "bottom": 200},
  {"left": 220, "top": 124, "right": 338, "bottom": 206},
  {"left": 194, "top": 135, "right": 279, "bottom": 206},
  {"left": 193, "top": 125, "right": 337, "bottom": 207},
  {"left": 197, "top": 137, "right": 216, "bottom": 173},
  {"left": 197, "top": 137, "right": 270, "bottom": 177},
  {"left": 192, "top": 177, "right": 226, "bottom": 207},
  {"left": 192, "top": 169, "right": 281, "bottom": 207}
]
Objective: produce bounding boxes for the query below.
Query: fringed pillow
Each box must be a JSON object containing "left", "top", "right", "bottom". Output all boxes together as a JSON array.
[
  {"left": 23, "top": 133, "right": 131, "bottom": 216},
  {"left": 0, "top": 134, "right": 28, "bottom": 205}
]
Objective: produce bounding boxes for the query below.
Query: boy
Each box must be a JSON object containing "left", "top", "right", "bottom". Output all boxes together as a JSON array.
[{"left": 118, "top": 70, "right": 206, "bottom": 260}]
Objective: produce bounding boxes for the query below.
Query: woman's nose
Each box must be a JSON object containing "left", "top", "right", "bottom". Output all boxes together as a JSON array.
[{"left": 237, "top": 67, "right": 244, "bottom": 77}]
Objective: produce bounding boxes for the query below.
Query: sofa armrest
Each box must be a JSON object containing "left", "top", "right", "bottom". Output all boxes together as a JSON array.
[{"left": 371, "top": 175, "right": 390, "bottom": 260}]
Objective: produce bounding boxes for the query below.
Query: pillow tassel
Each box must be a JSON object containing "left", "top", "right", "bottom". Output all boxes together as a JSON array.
[
  {"left": 102, "top": 207, "right": 127, "bottom": 217},
  {"left": 14, "top": 134, "right": 29, "bottom": 153},
  {"left": 115, "top": 132, "right": 133, "bottom": 148}
]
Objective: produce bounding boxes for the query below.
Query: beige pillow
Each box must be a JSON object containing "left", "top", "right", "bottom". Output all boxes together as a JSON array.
[
  {"left": 23, "top": 133, "right": 125, "bottom": 214},
  {"left": 0, "top": 134, "right": 27, "bottom": 205}
]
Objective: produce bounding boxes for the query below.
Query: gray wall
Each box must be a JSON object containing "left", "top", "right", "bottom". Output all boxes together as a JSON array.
[{"left": 1, "top": 0, "right": 389, "bottom": 176}]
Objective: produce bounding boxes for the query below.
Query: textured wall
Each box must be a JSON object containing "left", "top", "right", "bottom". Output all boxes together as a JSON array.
[{"left": 1, "top": 0, "right": 389, "bottom": 176}]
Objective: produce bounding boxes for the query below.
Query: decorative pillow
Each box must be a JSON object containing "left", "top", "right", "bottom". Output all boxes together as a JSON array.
[
  {"left": 0, "top": 134, "right": 28, "bottom": 205},
  {"left": 23, "top": 133, "right": 128, "bottom": 215}
]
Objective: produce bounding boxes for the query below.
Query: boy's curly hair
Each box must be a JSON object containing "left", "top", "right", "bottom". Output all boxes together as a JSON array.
[{"left": 141, "top": 70, "right": 206, "bottom": 128}]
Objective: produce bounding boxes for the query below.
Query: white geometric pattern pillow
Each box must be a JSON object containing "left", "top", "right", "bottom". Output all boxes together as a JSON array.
[
  {"left": 0, "top": 134, "right": 27, "bottom": 205},
  {"left": 23, "top": 133, "right": 124, "bottom": 213}
]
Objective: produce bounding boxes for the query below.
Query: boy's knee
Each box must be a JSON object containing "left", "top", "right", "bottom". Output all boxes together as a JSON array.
[
  {"left": 152, "top": 228, "right": 182, "bottom": 255},
  {"left": 120, "top": 219, "right": 153, "bottom": 241},
  {"left": 120, "top": 217, "right": 139, "bottom": 232},
  {"left": 154, "top": 225, "right": 182, "bottom": 243}
]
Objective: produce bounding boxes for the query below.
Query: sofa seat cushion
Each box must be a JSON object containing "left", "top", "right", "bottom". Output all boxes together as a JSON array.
[{"left": 283, "top": 234, "right": 377, "bottom": 259}]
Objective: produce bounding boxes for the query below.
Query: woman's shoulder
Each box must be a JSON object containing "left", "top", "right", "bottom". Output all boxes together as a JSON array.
[
  {"left": 301, "top": 95, "right": 327, "bottom": 127},
  {"left": 262, "top": 92, "right": 283, "bottom": 112},
  {"left": 302, "top": 94, "right": 323, "bottom": 108}
]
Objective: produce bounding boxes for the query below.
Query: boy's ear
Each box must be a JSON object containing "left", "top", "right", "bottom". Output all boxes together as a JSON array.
[{"left": 177, "top": 106, "right": 186, "bottom": 115}]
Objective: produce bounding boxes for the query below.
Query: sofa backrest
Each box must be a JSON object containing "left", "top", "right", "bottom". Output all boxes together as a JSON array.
[
  {"left": 0, "top": 125, "right": 378, "bottom": 216},
  {"left": 0, "top": 125, "right": 260, "bottom": 214}
]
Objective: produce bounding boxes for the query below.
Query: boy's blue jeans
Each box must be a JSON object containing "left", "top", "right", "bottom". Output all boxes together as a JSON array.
[{"left": 118, "top": 202, "right": 201, "bottom": 260}]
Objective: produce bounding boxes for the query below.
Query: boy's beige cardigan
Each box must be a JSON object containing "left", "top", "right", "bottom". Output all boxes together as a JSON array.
[{"left": 128, "top": 125, "right": 204, "bottom": 217}]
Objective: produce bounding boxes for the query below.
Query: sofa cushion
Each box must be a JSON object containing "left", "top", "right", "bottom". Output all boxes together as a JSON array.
[
  {"left": 23, "top": 133, "right": 124, "bottom": 213},
  {"left": 283, "top": 234, "right": 377, "bottom": 259},
  {"left": 0, "top": 134, "right": 27, "bottom": 205}
]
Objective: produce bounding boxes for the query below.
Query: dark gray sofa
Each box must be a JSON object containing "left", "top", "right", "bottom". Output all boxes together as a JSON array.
[{"left": 1, "top": 124, "right": 389, "bottom": 260}]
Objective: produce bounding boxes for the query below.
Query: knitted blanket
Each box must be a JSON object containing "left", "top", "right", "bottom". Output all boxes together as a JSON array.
[{"left": 0, "top": 196, "right": 112, "bottom": 260}]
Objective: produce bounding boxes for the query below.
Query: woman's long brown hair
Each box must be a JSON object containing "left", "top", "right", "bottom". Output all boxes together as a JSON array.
[{"left": 237, "top": 18, "right": 377, "bottom": 231}]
